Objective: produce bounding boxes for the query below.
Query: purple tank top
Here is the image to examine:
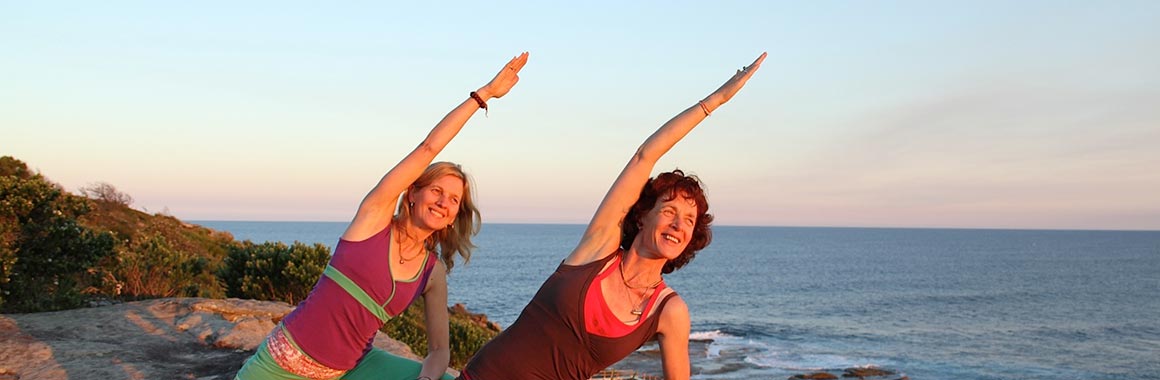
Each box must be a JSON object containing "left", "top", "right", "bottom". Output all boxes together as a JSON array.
[{"left": 281, "top": 225, "right": 436, "bottom": 370}]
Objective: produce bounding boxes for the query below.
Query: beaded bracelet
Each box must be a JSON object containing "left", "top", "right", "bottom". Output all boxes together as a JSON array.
[{"left": 470, "top": 91, "right": 488, "bottom": 115}]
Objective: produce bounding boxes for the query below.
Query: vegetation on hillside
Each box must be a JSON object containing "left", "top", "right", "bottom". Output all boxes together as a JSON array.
[
  {"left": 1, "top": 156, "right": 116, "bottom": 311},
  {"left": 0, "top": 155, "right": 496, "bottom": 368}
]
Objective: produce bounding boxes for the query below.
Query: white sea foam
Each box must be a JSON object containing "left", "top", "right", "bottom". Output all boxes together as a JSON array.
[
  {"left": 688, "top": 330, "right": 732, "bottom": 341},
  {"left": 744, "top": 350, "right": 876, "bottom": 371},
  {"left": 688, "top": 330, "right": 779, "bottom": 361}
]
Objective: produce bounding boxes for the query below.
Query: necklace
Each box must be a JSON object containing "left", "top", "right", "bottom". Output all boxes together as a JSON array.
[
  {"left": 398, "top": 248, "right": 424, "bottom": 264},
  {"left": 619, "top": 258, "right": 662, "bottom": 316},
  {"left": 393, "top": 231, "right": 425, "bottom": 264},
  {"left": 626, "top": 288, "right": 649, "bottom": 316},
  {"left": 619, "top": 257, "right": 663, "bottom": 289}
]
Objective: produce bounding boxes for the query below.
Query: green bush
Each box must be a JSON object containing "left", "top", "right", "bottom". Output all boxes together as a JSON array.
[
  {"left": 0, "top": 158, "right": 116, "bottom": 312},
  {"left": 219, "top": 240, "right": 329, "bottom": 304},
  {"left": 448, "top": 314, "right": 497, "bottom": 367},
  {"left": 110, "top": 232, "right": 224, "bottom": 299},
  {"left": 0, "top": 156, "right": 33, "bottom": 179},
  {"left": 382, "top": 300, "right": 429, "bottom": 356}
]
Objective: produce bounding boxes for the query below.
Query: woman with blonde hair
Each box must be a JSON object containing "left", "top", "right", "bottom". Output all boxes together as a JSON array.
[{"left": 235, "top": 52, "right": 529, "bottom": 380}]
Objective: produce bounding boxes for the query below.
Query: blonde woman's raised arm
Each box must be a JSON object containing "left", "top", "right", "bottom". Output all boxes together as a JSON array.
[{"left": 343, "top": 52, "right": 529, "bottom": 241}]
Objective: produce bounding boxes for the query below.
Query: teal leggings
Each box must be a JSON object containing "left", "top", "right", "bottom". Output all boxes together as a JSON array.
[
  {"left": 344, "top": 349, "right": 455, "bottom": 380},
  {"left": 235, "top": 339, "right": 454, "bottom": 380}
]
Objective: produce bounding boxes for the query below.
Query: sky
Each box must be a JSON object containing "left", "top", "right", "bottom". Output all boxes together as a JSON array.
[{"left": 3, "top": 1, "right": 1159, "bottom": 230}]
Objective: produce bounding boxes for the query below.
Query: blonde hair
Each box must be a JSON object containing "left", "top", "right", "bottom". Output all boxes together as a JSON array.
[{"left": 395, "top": 161, "right": 480, "bottom": 274}]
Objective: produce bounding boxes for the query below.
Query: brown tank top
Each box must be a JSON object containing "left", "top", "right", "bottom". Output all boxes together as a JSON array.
[{"left": 461, "top": 252, "right": 676, "bottom": 380}]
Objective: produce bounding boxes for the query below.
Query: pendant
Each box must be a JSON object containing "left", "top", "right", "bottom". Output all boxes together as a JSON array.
[{"left": 631, "top": 308, "right": 643, "bottom": 316}]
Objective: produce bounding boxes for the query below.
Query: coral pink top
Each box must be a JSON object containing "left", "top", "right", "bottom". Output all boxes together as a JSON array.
[{"left": 583, "top": 254, "right": 667, "bottom": 338}]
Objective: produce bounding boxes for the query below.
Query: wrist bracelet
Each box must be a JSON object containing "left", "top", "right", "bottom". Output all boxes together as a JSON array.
[
  {"left": 417, "top": 377, "right": 433, "bottom": 380},
  {"left": 698, "top": 100, "right": 712, "bottom": 116},
  {"left": 470, "top": 91, "right": 488, "bottom": 115}
]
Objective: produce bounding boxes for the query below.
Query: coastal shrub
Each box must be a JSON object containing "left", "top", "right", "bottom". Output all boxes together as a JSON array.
[
  {"left": 382, "top": 299, "right": 500, "bottom": 369},
  {"left": 0, "top": 156, "right": 34, "bottom": 179},
  {"left": 382, "top": 300, "right": 428, "bottom": 356},
  {"left": 0, "top": 207, "right": 18, "bottom": 308},
  {"left": 0, "top": 159, "right": 116, "bottom": 312},
  {"left": 79, "top": 182, "right": 133, "bottom": 206},
  {"left": 111, "top": 232, "right": 222, "bottom": 299},
  {"left": 219, "top": 240, "right": 329, "bottom": 304},
  {"left": 448, "top": 314, "right": 497, "bottom": 367},
  {"left": 75, "top": 193, "right": 234, "bottom": 301}
]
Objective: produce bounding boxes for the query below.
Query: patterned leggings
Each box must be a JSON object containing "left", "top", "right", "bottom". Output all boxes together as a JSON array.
[{"left": 234, "top": 327, "right": 454, "bottom": 380}]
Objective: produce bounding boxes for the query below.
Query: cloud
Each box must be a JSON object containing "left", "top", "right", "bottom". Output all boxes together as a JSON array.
[{"left": 755, "top": 81, "right": 1160, "bottom": 229}]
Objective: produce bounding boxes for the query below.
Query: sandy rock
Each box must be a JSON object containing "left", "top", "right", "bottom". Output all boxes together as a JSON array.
[{"left": 0, "top": 298, "right": 419, "bottom": 380}]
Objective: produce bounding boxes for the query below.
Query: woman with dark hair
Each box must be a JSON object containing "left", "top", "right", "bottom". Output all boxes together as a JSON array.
[
  {"left": 459, "top": 52, "right": 766, "bottom": 380},
  {"left": 235, "top": 52, "right": 528, "bottom": 380}
]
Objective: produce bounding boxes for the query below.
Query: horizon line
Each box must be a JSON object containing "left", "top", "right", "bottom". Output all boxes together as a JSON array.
[{"left": 187, "top": 219, "right": 1160, "bottom": 233}]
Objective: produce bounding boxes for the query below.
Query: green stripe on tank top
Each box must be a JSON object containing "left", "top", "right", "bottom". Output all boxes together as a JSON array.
[{"left": 322, "top": 265, "right": 391, "bottom": 324}]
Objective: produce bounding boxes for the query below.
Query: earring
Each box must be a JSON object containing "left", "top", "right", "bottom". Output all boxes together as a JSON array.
[{"left": 409, "top": 201, "right": 415, "bottom": 208}]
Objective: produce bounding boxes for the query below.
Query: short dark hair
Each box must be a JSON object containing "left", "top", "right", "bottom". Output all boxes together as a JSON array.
[{"left": 620, "top": 169, "right": 713, "bottom": 274}]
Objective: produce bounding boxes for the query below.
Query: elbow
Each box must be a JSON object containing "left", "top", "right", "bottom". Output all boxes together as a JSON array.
[
  {"left": 427, "top": 341, "right": 450, "bottom": 352},
  {"left": 631, "top": 147, "right": 655, "bottom": 166},
  {"left": 416, "top": 140, "right": 437, "bottom": 157},
  {"left": 425, "top": 345, "right": 451, "bottom": 363}
]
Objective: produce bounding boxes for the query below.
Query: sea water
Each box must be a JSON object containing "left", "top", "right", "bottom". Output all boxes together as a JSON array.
[{"left": 197, "top": 221, "right": 1160, "bottom": 379}]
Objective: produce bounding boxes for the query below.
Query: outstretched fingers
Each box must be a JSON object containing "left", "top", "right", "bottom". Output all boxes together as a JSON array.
[
  {"left": 733, "top": 52, "right": 767, "bottom": 82},
  {"left": 484, "top": 52, "right": 529, "bottom": 99},
  {"left": 748, "top": 52, "right": 767, "bottom": 71},
  {"left": 712, "top": 52, "right": 766, "bottom": 104},
  {"left": 508, "top": 51, "right": 529, "bottom": 73},
  {"left": 498, "top": 52, "right": 529, "bottom": 78}
]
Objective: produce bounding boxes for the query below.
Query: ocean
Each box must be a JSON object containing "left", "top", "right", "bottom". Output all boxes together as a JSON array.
[{"left": 196, "top": 221, "right": 1160, "bottom": 379}]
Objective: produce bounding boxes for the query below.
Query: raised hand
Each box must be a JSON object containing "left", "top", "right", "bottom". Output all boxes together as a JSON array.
[
  {"left": 704, "top": 52, "right": 766, "bottom": 110},
  {"left": 478, "top": 52, "right": 530, "bottom": 100}
]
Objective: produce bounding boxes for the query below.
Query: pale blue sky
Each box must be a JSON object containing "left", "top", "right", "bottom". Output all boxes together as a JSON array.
[{"left": 4, "top": 1, "right": 1159, "bottom": 230}]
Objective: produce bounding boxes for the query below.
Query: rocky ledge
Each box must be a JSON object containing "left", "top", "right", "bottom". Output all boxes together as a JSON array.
[{"left": 0, "top": 298, "right": 416, "bottom": 380}]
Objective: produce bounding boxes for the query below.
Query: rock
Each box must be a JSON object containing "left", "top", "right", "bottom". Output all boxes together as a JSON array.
[
  {"left": 842, "top": 367, "right": 897, "bottom": 379},
  {"left": 789, "top": 372, "right": 839, "bottom": 379},
  {"left": 0, "top": 297, "right": 419, "bottom": 380},
  {"left": 450, "top": 303, "right": 502, "bottom": 332}
]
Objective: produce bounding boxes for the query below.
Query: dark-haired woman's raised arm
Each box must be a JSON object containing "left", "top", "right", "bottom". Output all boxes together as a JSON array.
[{"left": 566, "top": 52, "right": 766, "bottom": 266}]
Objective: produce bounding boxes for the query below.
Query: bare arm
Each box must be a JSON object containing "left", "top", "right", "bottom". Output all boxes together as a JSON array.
[
  {"left": 566, "top": 52, "right": 766, "bottom": 265},
  {"left": 656, "top": 295, "right": 691, "bottom": 380},
  {"left": 343, "top": 52, "right": 530, "bottom": 241},
  {"left": 418, "top": 261, "right": 452, "bottom": 379}
]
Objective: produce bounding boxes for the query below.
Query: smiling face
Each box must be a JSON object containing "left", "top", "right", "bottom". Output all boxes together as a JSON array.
[
  {"left": 620, "top": 170, "right": 714, "bottom": 274},
  {"left": 407, "top": 174, "right": 464, "bottom": 231},
  {"left": 635, "top": 194, "right": 699, "bottom": 261}
]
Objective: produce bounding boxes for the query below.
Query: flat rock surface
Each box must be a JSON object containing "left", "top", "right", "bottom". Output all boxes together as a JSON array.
[{"left": 0, "top": 298, "right": 417, "bottom": 380}]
